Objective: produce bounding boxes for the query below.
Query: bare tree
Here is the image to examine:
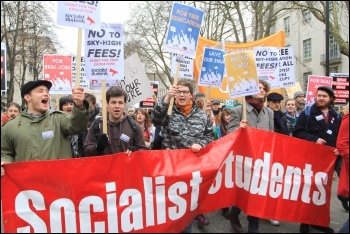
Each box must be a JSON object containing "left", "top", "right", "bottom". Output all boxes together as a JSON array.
[
  {"left": 1, "top": 1, "right": 59, "bottom": 105},
  {"left": 125, "top": 1, "right": 278, "bottom": 88},
  {"left": 290, "top": 1, "right": 349, "bottom": 57}
]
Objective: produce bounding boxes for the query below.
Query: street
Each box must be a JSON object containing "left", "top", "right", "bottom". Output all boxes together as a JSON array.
[{"left": 192, "top": 179, "right": 348, "bottom": 233}]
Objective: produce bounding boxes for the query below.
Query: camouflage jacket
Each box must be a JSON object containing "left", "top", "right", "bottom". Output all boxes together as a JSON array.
[{"left": 151, "top": 99, "right": 213, "bottom": 149}]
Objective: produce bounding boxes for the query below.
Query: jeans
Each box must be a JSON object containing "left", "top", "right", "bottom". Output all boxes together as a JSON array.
[
  {"left": 338, "top": 218, "right": 349, "bottom": 233},
  {"left": 231, "top": 205, "right": 259, "bottom": 232}
]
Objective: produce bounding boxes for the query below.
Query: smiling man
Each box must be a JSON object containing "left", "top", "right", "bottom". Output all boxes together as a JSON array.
[
  {"left": 1, "top": 80, "right": 89, "bottom": 176},
  {"left": 83, "top": 86, "right": 147, "bottom": 157},
  {"left": 150, "top": 78, "right": 213, "bottom": 233}
]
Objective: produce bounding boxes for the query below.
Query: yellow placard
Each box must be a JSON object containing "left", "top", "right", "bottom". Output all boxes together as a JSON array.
[{"left": 224, "top": 51, "right": 259, "bottom": 98}]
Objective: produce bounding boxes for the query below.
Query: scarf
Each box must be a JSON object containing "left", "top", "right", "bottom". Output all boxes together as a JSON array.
[
  {"left": 175, "top": 99, "right": 193, "bottom": 117},
  {"left": 247, "top": 98, "right": 264, "bottom": 112},
  {"left": 284, "top": 110, "right": 297, "bottom": 125}
]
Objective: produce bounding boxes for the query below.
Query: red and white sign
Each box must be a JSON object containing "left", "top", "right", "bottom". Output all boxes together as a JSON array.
[
  {"left": 1, "top": 128, "right": 336, "bottom": 233},
  {"left": 56, "top": 1, "right": 101, "bottom": 30},
  {"left": 306, "top": 75, "right": 333, "bottom": 105},
  {"left": 43, "top": 55, "right": 72, "bottom": 95},
  {"left": 331, "top": 73, "right": 349, "bottom": 105}
]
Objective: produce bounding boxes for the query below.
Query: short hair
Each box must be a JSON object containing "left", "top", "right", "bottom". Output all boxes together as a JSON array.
[
  {"left": 106, "top": 86, "right": 128, "bottom": 103},
  {"left": 259, "top": 79, "right": 270, "bottom": 93},
  {"left": 84, "top": 93, "right": 96, "bottom": 105},
  {"left": 6, "top": 102, "right": 21, "bottom": 111},
  {"left": 177, "top": 78, "right": 195, "bottom": 94},
  {"left": 59, "top": 95, "right": 74, "bottom": 111}
]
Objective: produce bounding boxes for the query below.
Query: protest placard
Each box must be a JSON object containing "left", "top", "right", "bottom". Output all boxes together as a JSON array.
[
  {"left": 43, "top": 55, "right": 72, "bottom": 95},
  {"left": 56, "top": 1, "right": 101, "bottom": 30},
  {"left": 85, "top": 23, "right": 124, "bottom": 80}
]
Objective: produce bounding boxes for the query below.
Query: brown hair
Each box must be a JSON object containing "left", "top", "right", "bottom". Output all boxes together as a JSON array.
[
  {"left": 177, "top": 78, "right": 195, "bottom": 94},
  {"left": 259, "top": 79, "right": 270, "bottom": 93},
  {"left": 136, "top": 108, "right": 152, "bottom": 129}
]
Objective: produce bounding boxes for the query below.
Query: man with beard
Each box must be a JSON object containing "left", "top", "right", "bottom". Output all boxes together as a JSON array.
[
  {"left": 293, "top": 86, "right": 341, "bottom": 233},
  {"left": 151, "top": 78, "right": 213, "bottom": 233},
  {"left": 227, "top": 79, "right": 274, "bottom": 233},
  {"left": 293, "top": 90, "right": 305, "bottom": 114}
]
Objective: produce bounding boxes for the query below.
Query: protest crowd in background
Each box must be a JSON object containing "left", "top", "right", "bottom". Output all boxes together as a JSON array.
[{"left": 1, "top": 1, "right": 349, "bottom": 233}]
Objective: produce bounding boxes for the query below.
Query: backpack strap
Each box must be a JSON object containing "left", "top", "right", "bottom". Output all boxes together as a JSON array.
[
  {"left": 93, "top": 116, "right": 137, "bottom": 142},
  {"left": 127, "top": 116, "right": 137, "bottom": 143},
  {"left": 93, "top": 117, "right": 102, "bottom": 140}
]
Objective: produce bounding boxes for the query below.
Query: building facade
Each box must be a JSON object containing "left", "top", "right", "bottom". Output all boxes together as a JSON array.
[{"left": 270, "top": 4, "right": 349, "bottom": 91}]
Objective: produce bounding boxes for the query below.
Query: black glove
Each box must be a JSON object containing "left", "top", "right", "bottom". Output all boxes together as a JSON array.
[
  {"left": 128, "top": 146, "right": 139, "bottom": 152},
  {"left": 96, "top": 134, "right": 109, "bottom": 152}
]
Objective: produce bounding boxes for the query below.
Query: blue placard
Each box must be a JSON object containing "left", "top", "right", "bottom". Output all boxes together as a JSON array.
[
  {"left": 198, "top": 47, "right": 226, "bottom": 87},
  {"left": 164, "top": 2, "right": 204, "bottom": 59}
]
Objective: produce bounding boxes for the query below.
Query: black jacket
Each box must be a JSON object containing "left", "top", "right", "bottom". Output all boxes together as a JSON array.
[
  {"left": 273, "top": 110, "right": 289, "bottom": 135},
  {"left": 292, "top": 104, "right": 341, "bottom": 147}
]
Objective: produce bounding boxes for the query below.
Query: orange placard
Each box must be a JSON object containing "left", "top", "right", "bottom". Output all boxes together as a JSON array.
[{"left": 194, "top": 31, "right": 285, "bottom": 99}]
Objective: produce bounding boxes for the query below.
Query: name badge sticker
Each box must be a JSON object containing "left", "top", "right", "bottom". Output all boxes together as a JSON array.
[
  {"left": 315, "top": 115, "right": 324, "bottom": 121},
  {"left": 42, "top": 130, "right": 54, "bottom": 139},
  {"left": 327, "top": 129, "right": 332, "bottom": 135},
  {"left": 120, "top": 133, "right": 130, "bottom": 143}
]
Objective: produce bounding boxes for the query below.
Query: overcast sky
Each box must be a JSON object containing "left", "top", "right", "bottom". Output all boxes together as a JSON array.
[{"left": 53, "top": 1, "right": 132, "bottom": 55}]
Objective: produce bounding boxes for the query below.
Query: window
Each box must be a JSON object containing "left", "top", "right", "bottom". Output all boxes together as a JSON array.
[
  {"left": 329, "top": 35, "right": 339, "bottom": 58},
  {"left": 303, "top": 10, "right": 311, "bottom": 24},
  {"left": 329, "top": 67, "right": 338, "bottom": 74},
  {"left": 303, "top": 71, "right": 312, "bottom": 90},
  {"left": 284, "top": 17, "right": 290, "bottom": 36},
  {"left": 303, "top": 39, "right": 312, "bottom": 60}
]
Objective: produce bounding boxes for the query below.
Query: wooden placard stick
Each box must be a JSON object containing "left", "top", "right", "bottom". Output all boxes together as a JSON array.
[
  {"left": 56, "top": 94, "right": 61, "bottom": 110},
  {"left": 75, "top": 28, "right": 83, "bottom": 88},
  {"left": 167, "top": 62, "right": 180, "bottom": 116},
  {"left": 242, "top": 96, "right": 247, "bottom": 121},
  {"left": 101, "top": 79, "right": 108, "bottom": 134}
]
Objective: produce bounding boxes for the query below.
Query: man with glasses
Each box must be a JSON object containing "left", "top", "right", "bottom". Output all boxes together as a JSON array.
[
  {"left": 151, "top": 78, "right": 213, "bottom": 233},
  {"left": 293, "top": 91, "right": 305, "bottom": 114}
]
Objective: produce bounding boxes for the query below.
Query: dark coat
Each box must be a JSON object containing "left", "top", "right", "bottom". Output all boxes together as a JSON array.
[
  {"left": 273, "top": 110, "right": 289, "bottom": 135},
  {"left": 292, "top": 104, "right": 341, "bottom": 147}
]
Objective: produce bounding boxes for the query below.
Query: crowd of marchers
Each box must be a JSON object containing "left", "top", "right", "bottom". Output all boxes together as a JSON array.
[{"left": 1, "top": 79, "right": 348, "bottom": 233}]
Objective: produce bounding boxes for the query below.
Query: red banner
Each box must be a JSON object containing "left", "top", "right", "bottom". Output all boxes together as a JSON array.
[{"left": 1, "top": 128, "right": 336, "bottom": 233}]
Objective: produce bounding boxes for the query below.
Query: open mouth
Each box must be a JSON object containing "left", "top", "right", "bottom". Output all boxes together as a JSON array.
[{"left": 41, "top": 99, "right": 49, "bottom": 104}]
